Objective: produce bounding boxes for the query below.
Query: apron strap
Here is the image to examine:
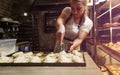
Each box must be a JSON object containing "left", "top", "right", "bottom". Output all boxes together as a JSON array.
[{"left": 64, "top": 13, "right": 84, "bottom": 29}]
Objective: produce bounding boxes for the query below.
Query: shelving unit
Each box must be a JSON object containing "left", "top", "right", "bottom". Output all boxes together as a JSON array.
[
  {"left": 92, "top": 0, "right": 120, "bottom": 74},
  {"left": 0, "top": 20, "right": 20, "bottom": 39},
  {"left": 97, "top": 26, "right": 120, "bottom": 43}
]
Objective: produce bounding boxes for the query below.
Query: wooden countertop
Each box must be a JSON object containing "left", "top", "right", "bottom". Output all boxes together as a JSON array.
[{"left": 0, "top": 52, "right": 103, "bottom": 75}]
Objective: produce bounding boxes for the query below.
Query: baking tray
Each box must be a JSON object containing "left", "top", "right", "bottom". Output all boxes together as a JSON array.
[
  {"left": 101, "top": 44, "right": 120, "bottom": 62},
  {"left": 0, "top": 51, "right": 86, "bottom": 67},
  {"left": 0, "top": 62, "right": 86, "bottom": 67}
]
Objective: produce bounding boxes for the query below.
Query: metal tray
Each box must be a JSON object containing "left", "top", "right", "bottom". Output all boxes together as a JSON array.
[
  {"left": 101, "top": 44, "right": 120, "bottom": 62},
  {"left": 0, "top": 62, "right": 86, "bottom": 67},
  {"left": 0, "top": 51, "right": 86, "bottom": 67}
]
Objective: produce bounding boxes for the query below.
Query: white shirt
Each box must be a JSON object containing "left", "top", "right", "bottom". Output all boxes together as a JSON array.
[{"left": 61, "top": 7, "right": 93, "bottom": 40}]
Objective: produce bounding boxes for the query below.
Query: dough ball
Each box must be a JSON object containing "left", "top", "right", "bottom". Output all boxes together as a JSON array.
[
  {"left": 30, "top": 56, "right": 42, "bottom": 63},
  {"left": 12, "top": 51, "right": 24, "bottom": 57}
]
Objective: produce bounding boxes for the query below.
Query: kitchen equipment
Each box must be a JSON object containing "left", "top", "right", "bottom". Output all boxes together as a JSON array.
[
  {"left": 0, "top": 39, "right": 17, "bottom": 56},
  {"left": 54, "top": 41, "right": 66, "bottom": 53}
]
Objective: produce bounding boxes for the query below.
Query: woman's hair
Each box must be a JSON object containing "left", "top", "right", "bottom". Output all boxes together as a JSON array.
[
  {"left": 69, "top": 0, "right": 88, "bottom": 25},
  {"left": 69, "top": 0, "right": 87, "bottom": 6}
]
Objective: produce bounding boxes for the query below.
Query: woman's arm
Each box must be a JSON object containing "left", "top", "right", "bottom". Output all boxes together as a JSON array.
[
  {"left": 55, "top": 14, "right": 66, "bottom": 43},
  {"left": 55, "top": 14, "right": 66, "bottom": 29},
  {"left": 55, "top": 7, "right": 71, "bottom": 29},
  {"left": 55, "top": 7, "right": 71, "bottom": 43},
  {"left": 68, "top": 30, "right": 88, "bottom": 52}
]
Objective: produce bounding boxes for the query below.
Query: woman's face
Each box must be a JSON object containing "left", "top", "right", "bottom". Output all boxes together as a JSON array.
[{"left": 70, "top": 2, "right": 85, "bottom": 19}]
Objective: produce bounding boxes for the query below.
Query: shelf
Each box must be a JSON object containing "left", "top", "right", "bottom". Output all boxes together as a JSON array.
[
  {"left": 98, "top": 26, "right": 120, "bottom": 31},
  {"left": 97, "top": 44, "right": 120, "bottom": 62},
  {"left": 0, "top": 21, "right": 20, "bottom": 39},
  {"left": 0, "top": 20, "right": 20, "bottom": 25}
]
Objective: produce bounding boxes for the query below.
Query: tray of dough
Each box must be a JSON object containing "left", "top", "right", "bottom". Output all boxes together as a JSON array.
[
  {"left": 101, "top": 42, "right": 120, "bottom": 61},
  {"left": 0, "top": 50, "right": 86, "bottom": 67}
]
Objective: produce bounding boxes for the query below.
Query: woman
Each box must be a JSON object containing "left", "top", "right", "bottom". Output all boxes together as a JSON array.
[{"left": 55, "top": 0, "right": 93, "bottom": 52}]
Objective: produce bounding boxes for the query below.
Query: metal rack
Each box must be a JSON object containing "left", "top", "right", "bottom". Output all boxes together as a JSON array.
[
  {"left": 0, "top": 21, "right": 20, "bottom": 39},
  {"left": 94, "top": 1, "right": 120, "bottom": 74}
]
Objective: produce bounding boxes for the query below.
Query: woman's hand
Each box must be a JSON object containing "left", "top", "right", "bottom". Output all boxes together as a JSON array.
[
  {"left": 56, "top": 25, "right": 65, "bottom": 43},
  {"left": 67, "top": 42, "right": 74, "bottom": 53}
]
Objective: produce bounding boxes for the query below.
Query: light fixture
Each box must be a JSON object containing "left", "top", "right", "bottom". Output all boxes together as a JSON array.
[{"left": 24, "top": 12, "right": 28, "bottom": 16}]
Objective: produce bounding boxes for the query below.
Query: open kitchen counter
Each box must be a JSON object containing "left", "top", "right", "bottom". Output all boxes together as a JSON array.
[{"left": 0, "top": 52, "right": 103, "bottom": 75}]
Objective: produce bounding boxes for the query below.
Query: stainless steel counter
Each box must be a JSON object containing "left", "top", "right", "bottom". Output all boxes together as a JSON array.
[{"left": 0, "top": 52, "right": 103, "bottom": 75}]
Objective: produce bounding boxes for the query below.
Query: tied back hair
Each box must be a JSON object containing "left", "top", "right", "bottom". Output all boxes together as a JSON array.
[{"left": 70, "top": 0, "right": 87, "bottom": 6}]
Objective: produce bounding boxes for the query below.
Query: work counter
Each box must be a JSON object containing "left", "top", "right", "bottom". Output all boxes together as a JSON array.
[{"left": 0, "top": 52, "right": 103, "bottom": 75}]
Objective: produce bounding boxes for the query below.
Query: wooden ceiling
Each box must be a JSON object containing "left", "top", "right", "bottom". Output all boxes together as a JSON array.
[
  {"left": 14, "top": 0, "right": 120, "bottom": 11},
  {"left": 31, "top": 0, "right": 69, "bottom": 11},
  {"left": 12, "top": 0, "right": 69, "bottom": 12},
  {"left": 33, "top": 0, "right": 68, "bottom": 5}
]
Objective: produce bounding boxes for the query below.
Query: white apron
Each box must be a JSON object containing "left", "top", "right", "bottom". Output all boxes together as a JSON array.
[{"left": 54, "top": 20, "right": 81, "bottom": 52}]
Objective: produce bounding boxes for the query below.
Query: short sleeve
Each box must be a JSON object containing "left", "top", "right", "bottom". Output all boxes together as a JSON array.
[
  {"left": 61, "top": 7, "right": 71, "bottom": 19},
  {"left": 80, "top": 16, "right": 93, "bottom": 33}
]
